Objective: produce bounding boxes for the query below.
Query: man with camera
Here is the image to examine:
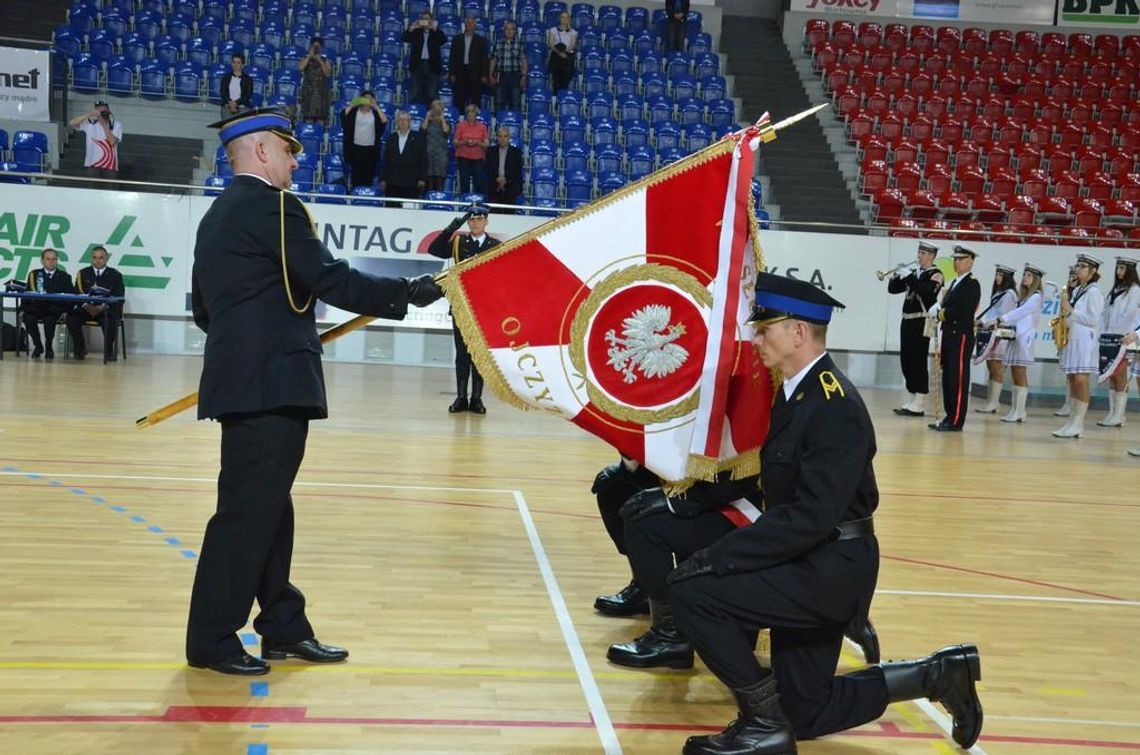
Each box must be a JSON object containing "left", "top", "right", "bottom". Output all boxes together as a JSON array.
[
  {"left": 402, "top": 11, "right": 446, "bottom": 106},
  {"left": 68, "top": 100, "right": 123, "bottom": 182}
]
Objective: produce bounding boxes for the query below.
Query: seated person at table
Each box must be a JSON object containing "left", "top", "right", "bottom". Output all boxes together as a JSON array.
[
  {"left": 23, "top": 248, "right": 74, "bottom": 360},
  {"left": 67, "top": 245, "right": 126, "bottom": 361}
]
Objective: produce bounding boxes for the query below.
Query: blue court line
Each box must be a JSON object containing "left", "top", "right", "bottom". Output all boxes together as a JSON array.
[
  {"left": 4, "top": 466, "right": 195, "bottom": 563},
  {"left": 250, "top": 724, "right": 270, "bottom": 729},
  {"left": 241, "top": 633, "right": 258, "bottom": 646},
  {"left": 247, "top": 745, "right": 269, "bottom": 755},
  {"left": 250, "top": 682, "right": 269, "bottom": 697}
]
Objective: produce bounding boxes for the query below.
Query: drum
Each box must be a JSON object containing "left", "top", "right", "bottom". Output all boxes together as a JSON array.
[
  {"left": 972, "top": 328, "right": 997, "bottom": 365},
  {"left": 1097, "top": 333, "right": 1125, "bottom": 384},
  {"left": 995, "top": 326, "right": 1016, "bottom": 340}
]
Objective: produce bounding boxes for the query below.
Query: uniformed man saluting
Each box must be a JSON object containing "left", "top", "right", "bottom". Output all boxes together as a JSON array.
[
  {"left": 186, "top": 108, "right": 443, "bottom": 676},
  {"left": 427, "top": 204, "right": 498, "bottom": 414},
  {"left": 665, "top": 273, "right": 982, "bottom": 755}
]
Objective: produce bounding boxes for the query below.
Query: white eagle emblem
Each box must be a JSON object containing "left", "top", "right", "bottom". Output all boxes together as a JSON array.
[{"left": 604, "top": 304, "right": 689, "bottom": 384}]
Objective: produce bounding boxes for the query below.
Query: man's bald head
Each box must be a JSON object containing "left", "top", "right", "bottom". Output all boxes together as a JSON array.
[{"left": 226, "top": 131, "right": 298, "bottom": 190}]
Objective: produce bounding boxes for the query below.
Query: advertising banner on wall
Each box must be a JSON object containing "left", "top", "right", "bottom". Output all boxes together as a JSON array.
[
  {"left": 0, "top": 46, "right": 52, "bottom": 120},
  {"left": 791, "top": 0, "right": 1054, "bottom": 24},
  {"left": 1056, "top": 0, "right": 1139, "bottom": 26},
  {"left": 2, "top": 184, "right": 1126, "bottom": 357},
  {"left": 789, "top": 0, "right": 900, "bottom": 18}
]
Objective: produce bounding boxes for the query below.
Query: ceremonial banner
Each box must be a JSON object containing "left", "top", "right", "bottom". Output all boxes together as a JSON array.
[{"left": 442, "top": 125, "right": 776, "bottom": 489}]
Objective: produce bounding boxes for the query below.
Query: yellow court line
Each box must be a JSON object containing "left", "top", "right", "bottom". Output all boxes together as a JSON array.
[
  {"left": 931, "top": 741, "right": 958, "bottom": 755},
  {"left": 0, "top": 660, "right": 707, "bottom": 682}
]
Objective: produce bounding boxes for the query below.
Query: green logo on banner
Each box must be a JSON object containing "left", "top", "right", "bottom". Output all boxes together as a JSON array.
[
  {"left": 1061, "top": 0, "right": 1140, "bottom": 24},
  {"left": 0, "top": 213, "right": 174, "bottom": 287}
]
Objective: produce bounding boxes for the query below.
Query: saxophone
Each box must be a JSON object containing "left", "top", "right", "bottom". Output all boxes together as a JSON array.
[{"left": 1051, "top": 283, "right": 1069, "bottom": 350}]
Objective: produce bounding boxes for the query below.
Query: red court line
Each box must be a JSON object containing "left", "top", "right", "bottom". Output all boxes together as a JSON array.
[
  {"left": 884, "top": 554, "right": 1125, "bottom": 601},
  {"left": 0, "top": 708, "right": 1138, "bottom": 749}
]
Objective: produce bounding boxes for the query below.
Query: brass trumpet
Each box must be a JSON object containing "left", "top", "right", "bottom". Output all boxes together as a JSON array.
[{"left": 876, "top": 262, "right": 917, "bottom": 281}]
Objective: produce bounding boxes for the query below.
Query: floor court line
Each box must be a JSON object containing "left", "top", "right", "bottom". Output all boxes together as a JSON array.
[{"left": 512, "top": 489, "right": 622, "bottom": 754}]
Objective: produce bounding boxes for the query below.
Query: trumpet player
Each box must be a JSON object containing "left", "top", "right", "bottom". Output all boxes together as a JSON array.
[
  {"left": 984, "top": 264, "right": 1045, "bottom": 423},
  {"left": 974, "top": 265, "right": 1018, "bottom": 414},
  {"left": 1097, "top": 256, "right": 1139, "bottom": 428},
  {"left": 928, "top": 246, "right": 981, "bottom": 432},
  {"left": 1054, "top": 265, "right": 1079, "bottom": 418},
  {"left": 1053, "top": 254, "right": 1104, "bottom": 439},
  {"left": 887, "top": 242, "right": 943, "bottom": 416}
]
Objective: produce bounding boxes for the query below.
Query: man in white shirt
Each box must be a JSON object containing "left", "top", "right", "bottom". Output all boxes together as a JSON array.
[{"left": 68, "top": 100, "right": 123, "bottom": 182}]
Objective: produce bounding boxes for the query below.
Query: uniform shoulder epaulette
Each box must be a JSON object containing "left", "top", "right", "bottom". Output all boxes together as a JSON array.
[{"left": 818, "top": 370, "right": 846, "bottom": 401}]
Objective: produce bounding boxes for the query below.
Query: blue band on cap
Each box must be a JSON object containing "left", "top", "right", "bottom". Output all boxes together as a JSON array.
[
  {"left": 755, "top": 292, "right": 833, "bottom": 323},
  {"left": 219, "top": 113, "right": 293, "bottom": 145}
]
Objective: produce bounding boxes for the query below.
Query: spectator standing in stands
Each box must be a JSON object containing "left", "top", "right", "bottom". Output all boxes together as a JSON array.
[
  {"left": 490, "top": 20, "right": 527, "bottom": 113},
  {"left": 219, "top": 53, "right": 254, "bottom": 118},
  {"left": 297, "top": 38, "right": 332, "bottom": 124},
  {"left": 341, "top": 91, "right": 389, "bottom": 190},
  {"left": 381, "top": 111, "right": 428, "bottom": 200},
  {"left": 483, "top": 126, "right": 522, "bottom": 209},
  {"left": 665, "top": 0, "right": 690, "bottom": 53},
  {"left": 421, "top": 99, "right": 451, "bottom": 192},
  {"left": 22, "top": 248, "right": 74, "bottom": 360},
  {"left": 67, "top": 245, "right": 125, "bottom": 362},
  {"left": 546, "top": 11, "right": 578, "bottom": 92},
  {"left": 448, "top": 16, "right": 490, "bottom": 110},
  {"left": 403, "top": 11, "right": 446, "bottom": 107},
  {"left": 68, "top": 100, "right": 122, "bottom": 182},
  {"left": 454, "top": 104, "right": 489, "bottom": 196}
]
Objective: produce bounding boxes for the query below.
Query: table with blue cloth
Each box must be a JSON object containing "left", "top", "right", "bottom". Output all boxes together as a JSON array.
[{"left": 1, "top": 291, "right": 126, "bottom": 362}]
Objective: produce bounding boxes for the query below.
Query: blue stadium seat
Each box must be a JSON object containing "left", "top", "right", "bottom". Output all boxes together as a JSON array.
[
  {"left": 275, "top": 69, "right": 301, "bottom": 105},
  {"left": 168, "top": 17, "right": 193, "bottom": 44},
  {"left": 666, "top": 52, "right": 691, "bottom": 79},
  {"left": 368, "top": 53, "right": 396, "bottom": 80},
  {"left": 751, "top": 178, "right": 763, "bottom": 208},
  {"left": 187, "top": 38, "right": 214, "bottom": 68},
  {"left": 653, "top": 122, "right": 681, "bottom": 151},
  {"left": 249, "top": 43, "right": 276, "bottom": 71},
  {"left": 233, "top": 0, "right": 258, "bottom": 25},
  {"left": 625, "top": 7, "right": 649, "bottom": 34},
  {"left": 101, "top": 12, "right": 128, "bottom": 38},
  {"left": 561, "top": 141, "right": 589, "bottom": 172},
  {"left": 599, "top": 170, "right": 626, "bottom": 195},
  {"left": 633, "top": 31, "right": 657, "bottom": 57},
  {"left": 174, "top": 63, "right": 203, "bottom": 102},
  {"left": 120, "top": 33, "right": 149, "bottom": 66},
  {"left": 672, "top": 73, "right": 697, "bottom": 101},
  {"left": 521, "top": 22, "right": 544, "bottom": 46},
  {"left": 659, "top": 147, "right": 685, "bottom": 166},
  {"left": 338, "top": 75, "right": 365, "bottom": 102},
  {"left": 684, "top": 123, "right": 713, "bottom": 151},
  {"left": 695, "top": 53, "right": 719, "bottom": 79},
  {"left": 598, "top": 5, "right": 622, "bottom": 33},
  {"left": 754, "top": 208, "right": 771, "bottom": 230},
  {"left": 423, "top": 190, "right": 455, "bottom": 211},
  {"left": 687, "top": 11, "right": 705, "bottom": 35},
  {"left": 638, "top": 52, "right": 662, "bottom": 76},
  {"left": 556, "top": 90, "right": 582, "bottom": 118},
  {"left": 578, "top": 27, "right": 603, "bottom": 52},
  {"left": 613, "top": 73, "right": 638, "bottom": 97},
  {"left": 68, "top": 9, "right": 96, "bottom": 35},
  {"left": 526, "top": 88, "right": 552, "bottom": 116},
  {"left": 699, "top": 75, "right": 727, "bottom": 102},
  {"left": 618, "top": 94, "right": 643, "bottom": 121},
  {"left": 229, "top": 20, "right": 255, "bottom": 48},
  {"left": 529, "top": 139, "right": 556, "bottom": 169},
  {"left": 517, "top": 3, "right": 540, "bottom": 27},
  {"left": 88, "top": 31, "right": 118, "bottom": 63},
  {"left": 587, "top": 92, "right": 613, "bottom": 120},
  {"left": 543, "top": 2, "right": 568, "bottom": 29},
  {"left": 647, "top": 96, "right": 674, "bottom": 125},
  {"left": 708, "top": 99, "right": 736, "bottom": 129},
  {"left": 292, "top": 166, "right": 316, "bottom": 192},
  {"left": 134, "top": 12, "right": 162, "bottom": 41},
  {"left": 530, "top": 167, "right": 558, "bottom": 200},
  {"left": 594, "top": 144, "right": 622, "bottom": 174},
  {"left": 296, "top": 2, "right": 320, "bottom": 28},
  {"left": 621, "top": 118, "right": 649, "bottom": 148},
  {"left": 323, "top": 14, "right": 348, "bottom": 39},
  {"left": 206, "top": 63, "right": 228, "bottom": 104},
  {"left": 627, "top": 145, "right": 656, "bottom": 179},
  {"left": 460, "top": 193, "right": 487, "bottom": 207},
  {"left": 0, "top": 128, "right": 9, "bottom": 159},
  {"left": 261, "top": 23, "right": 286, "bottom": 49},
  {"left": 582, "top": 49, "right": 605, "bottom": 75},
  {"left": 610, "top": 50, "right": 634, "bottom": 77},
  {"left": 315, "top": 183, "right": 349, "bottom": 204},
  {"left": 154, "top": 40, "right": 181, "bottom": 68},
  {"left": 322, "top": 154, "right": 347, "bottom": 185},
  {"left": 139, "top": 60, "right": 169, "bottom": 99},
  {"left": 605, "top": 31, "right": 630, "bottom": 56},
  {"left": 202, "top": 1, "right": 227, "bottom": 25},
  {"left": 678, "top": 98, "right": 705, "bottom": 127},
  {"left": 296, "top": 123, "right": 325, "bottom": 156},
  {"left": 559, "top": 114, "right": 586, "bottom": 144},
  {"left": 640, "top": 71, "right": 667, "bottom": 99},
  {"left": 590, "top": 116, "right": 617, "bottom": 146},
  {"left": 0, "top": 161, "right": 31, "bottom": 184},
  {"left": 689, "top": 33, "right": 713, "bottom": 57},
  {"left": 528, "top": 111, "right": 555, "bottom": 142},
  {"left": 12, "top": 131, "right": 48, "bottom": 173},
  {"left": 72, "top": 56, "right": 101, "bottom": 93},
  {"left": 52, "top": 30, "right": 82, "bottom": 58},
  {"left": 529, "top": 198, "right": 561, "bottom": 216},
  {"left": 565, "top": 169, "right": 593, "bottom": 201},
  {"left": 203, "top": 175, "right": 229, "bottom": 196}
]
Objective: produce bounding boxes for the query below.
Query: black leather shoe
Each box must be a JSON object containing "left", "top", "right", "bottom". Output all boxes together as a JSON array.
[
  {"left": 846, "top": 617, "right": 880, "bottom": 665},
  {"left": 448, "top": 396, "right": 468, "bottom": 413},
  {"left": 928, "top": 422, "right": 961, "bottom": 432},
  {"left": 684, "top": 677, "right": 797, "bottom": 755},
  {"left": 189, "top": 652, "right": 270, "bottom": 676},
  {"left": 893, "top": 407, "right": 924, "bottom": 416},
  {"left": 594, "top": 581, "right": 650, "bottom": 616},
  {"left": 45, "top": 348, "right": 54, "bottom": 361},
  {"left": 261, "top": 638, "right": 349, "bottom": 663},
  {"left": 469, "top": 397, "right": 486, "bottom": 414},
  {"left": 883, "top": 644, "right": 983, "bottom": 749},
  {"left": 31, "top": 347, "right": 43, "bottom": 359},
  {"left": 607, "top": 626, "right": 694, "bottom": 669},
  {"left": 74, "top": 351, "right": 86, "bottom": 361}
]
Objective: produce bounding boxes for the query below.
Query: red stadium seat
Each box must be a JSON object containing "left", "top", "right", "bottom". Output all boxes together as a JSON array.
[
  {"left": 1037, "top": 196, "right": 1072, "bottom": 226},
  {"left": 963, "top": 28, "right": 988, "bottom": 57},
  {"left": 910, "top": 73, "right": 933, "bottom": 98},
  {"left": 1007, "top": 195, "right": 1037, "bottom": 226},
  {"left": 910, "top": 115, "right": 936, "bottom": 142},
  {"left": 858, "top": 22, "right": 883, "bottom": 50},
  {"left": 893, "top": 91, "right": 917, "bottom": 117},
  {"left": 953, "top": 142, "right": 981, "bottom": 170},
  {"left": 860, "top": 135, "right": 890, "bottom": 163},
  {"left": 890, "top": 218, "right": 922, "bottom": 237},
  {"left": 986, "top": 146, "right": 1013, "bottom": 171},
  {"left": 1088, "top": 126, "right": 1115, "bottom": 151},
  {"left": 1121, "top": 175, "right": 1140, "bottom": 203},
  {"left": 885, "top": 23, "right": 908, "bottom": 52},
  {"left": 894, "top": 139, "right": 920, "bottom": 165},
  {"left": 1059, "top": 227, "right": 1093, "bottom": 246},
  {"left": 874, "top": 188, "right": 908, "bottom": 221},
  {"left": 990, "top": 223, "right": 1024, "bottom": 243},
  {"left": 990, "top": 167, "right": 1018, "bottom": 195},
  {"left": 939, "top": 116, "right": 963, "bottom": 143},
  {"left": 866, "top": 89, "right": 890, "bottom": 118},
  {"left": 898, "top": 51, "right": 921, "bottom": 77},
  {"left": 924, "top": 95, "right": 949, "bottom": 121},
  {"left": 1015, "top": 31, "right": 1040, "bottom": 58},
  {"left": 910, "top": 25, "right": 935, "bottom": 54},
  {"left": 927, "top": 163, "right": 954, "bottom": 194},
  {"left": 868, "top": 46, "right": 893, "bottom": 73},
  {"left": 1069, "top": 33, "right": 1093, "bottom": 59},
  {"left": 805, "top": 20, "right": 830, "bottom": 50},
  {"left": 1085, "top": 172, "right": 1115, "bottom": 201},
  {"left": 1073, "top": 198, "right": 1104, "bottom": 228},
  {"left": 940, "top": 191, "right": 974, "bottom": 221},
  {"left": 1098, "top": 104, "right": 1124, "bottom": 130},
  {"left": 956, "top": 220, "right": 989, "bottom": 241},
  {"left": 925, "top": 139, "right": 951, "bottom": 167},
  {"left": 1123, "top": 127, "right": 1140, "bottom": 152},
  {"left": 833, "top": 21, "right": 856, "bottom": 49},
  {"left": 1025, "top": 225, "right": 1059, "bottom": 245},
  {"left": 880, "top": 113, "right": 905, "bottom": 142},
  {"left": 1095, "top": 34, "right": 1120, "bottom": 60},
  {"left": 1096, "top": 228, "right": 1126, "bottom": 248},
  {"left": 1023, "top": 78, "right": 1047, "bottom": 99},
  {"left": 1104, "top": 200, "right": 1137, "bottom": 229},
  {"left": 862, "top": 161, "right": 890, "bottom": 194},
  {"left": 1076, "top": 148, "right": 1105, "bottom": 176},
  {"left": 957, "top": 165, "right": 986, "bottom": 195},
  {"left": 973, "top": 194, "right": 1006, "bottom": 224},
  {"left": 908, "top": 189, "right": 940, "bottom": 219},
  {"left": 1107, "top": 149, "right": 1138, "bottom": 178},
  {"left": 922, "top": 219, "right": 955, "bottom": 239},
  {"left": 1054, "top": 178, "right": 1081, "bottom": 200},
  {"left": 937, "top": 26, "right": 962, "bottom": 55},
  {"left": 895, "top": 164, "right": 923, "bottom": 192},
  {"left": 1042, "top": 33, "right": 1066, "bottom": 57},
  {"left": 989, "top": 30, "right": 1014, "bottom": 58},
  {"left": 848, "top": 113, "right": 874, "bottom": 141},
  {"left": 936, "top": 75, "right": 962, "bottom": 98}
]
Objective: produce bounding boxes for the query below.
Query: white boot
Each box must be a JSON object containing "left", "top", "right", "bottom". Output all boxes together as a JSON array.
[
  {"left": 976, "top": 380, "right": 1003, "bottom": 413},
  {"left": 1097, "top": 390, "right": 1126, "bottom": 427},
  {"left": 1001, "top": 386, "right": 1028, "bottom": 423},
  {"left": 1129, "top": 446, "right": 1140, "bottom": 457},
  {"left": 908, "top": 393, "right": 926, "bottom": 413},
  {"left": 1054, "top": 396, "right": 1071, "bottom": 417},
  {"left": 1052, "top": 399, "right": 1088, "bottom": 438}
]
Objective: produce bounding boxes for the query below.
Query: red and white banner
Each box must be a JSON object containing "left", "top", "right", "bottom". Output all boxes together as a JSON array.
[{"left": 443, "top": 127, "right": 775, "bottom": 488}]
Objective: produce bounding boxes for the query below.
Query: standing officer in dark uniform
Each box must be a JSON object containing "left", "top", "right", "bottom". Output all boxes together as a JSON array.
[
  {"left": 68, "top": 244, "right": 125, "bottom": 361},
  {"left": 887, "top": 241, "right": 943, "bottom": 417},
  {"left": 22, "top": 248, "right": 74, "bottom": 360},
  {"left": 427, "top": 204, "right": 498, "bottom": 414},
  {"left": 186, "top": 108, "right": 443, "bottom": 676},
  {"left": 929, "top": 246, "right": 981, "bottom": 432},
  {"left": 665, "top": 273, "right": 982, "bottom": 755}
]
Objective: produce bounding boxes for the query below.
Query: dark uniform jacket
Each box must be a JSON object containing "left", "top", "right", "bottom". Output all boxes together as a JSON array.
[
  {"left": 483, "top": 144, "right": 524, "bottom": 200},
  {"left": 74, "top": 265, "right": 125, "bottom": 316},
  {"left": 426, "top": 215, "right": 500, "bottom": 264},
  {"left": 706, "top": 354, "right": 879, "bottom": 621},
  {"left": 402, "top": 25, "right": 447, "bottom": 73},
  {"left": 939, "top": 273, "right": 981, "bottom": 335},
  {"left": 192, "top": 174, "right": 411, "bottom": 420},
  {"left": 25, "top": 268, "right": 74, "bottom": 295},
  {"left": 887, "top": 267, "right": 942, "bottom": 315}
]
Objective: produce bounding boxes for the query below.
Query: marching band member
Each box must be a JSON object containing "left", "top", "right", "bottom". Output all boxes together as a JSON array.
[
  {"left": 1097, "top": 257, "right": 1139, "bottom": 428},
  {"left": 1053, "top": 254, "right": 1105, "bottom": 439},
  {"left": 888, "top": 242, "right": 943, "bottom": 417},
  {"left": 928, "top": 246, "right": 981, "bottom": 432},
  {"left": 1054, "top": 266, "right": 1079, "bottom": 418},
  {"left": 975, "top": 264, "right": 1018, "bottom": 414},
  {"left": 985, "top": 264, "right": 1045, "bottom": 423},
  {"left": 1126, "top": 323, "right": 1140, "bottom": 457}
]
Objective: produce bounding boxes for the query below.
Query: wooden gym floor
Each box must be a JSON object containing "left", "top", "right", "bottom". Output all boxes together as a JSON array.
[{"left": 0, "top": 353, "right": 1137, "bottom": 754}]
